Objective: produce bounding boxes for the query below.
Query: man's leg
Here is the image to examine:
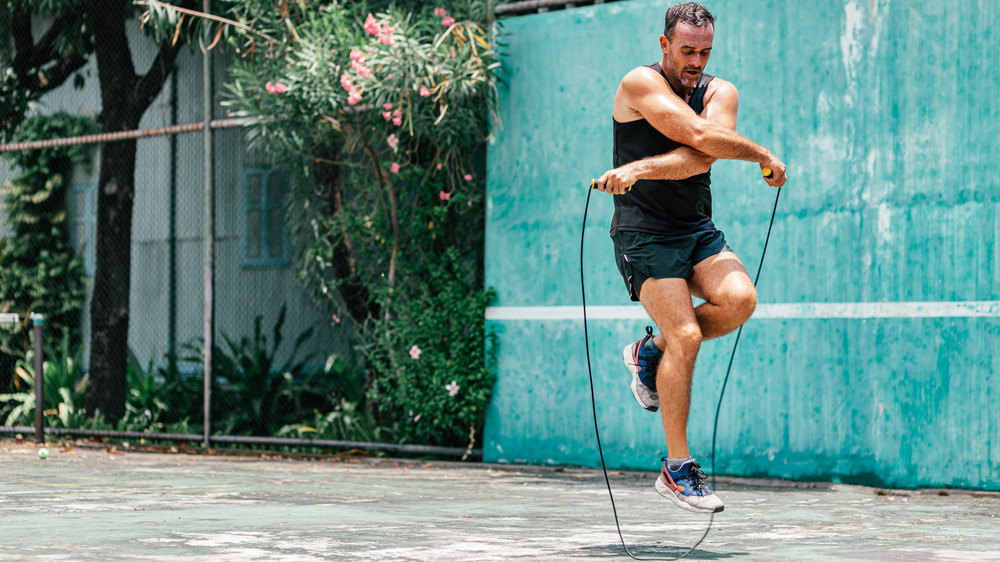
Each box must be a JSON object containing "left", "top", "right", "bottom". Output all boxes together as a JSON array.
[
  {"left": 687, "top": 250, "right": 757, "bottom": 340},
  {"left": 638, "top": 277, "right": 700, "bottom": 459},
  {"left": 638, "top": 276, "right": 724, "bottom": 514},
  {"left": 640, "top": 251, "right": 756, "bottom": 360}
]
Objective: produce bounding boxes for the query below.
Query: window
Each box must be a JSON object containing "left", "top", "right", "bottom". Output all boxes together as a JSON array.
[
  {"left": 242, "top": 167, "right": 289, "bottom": 268},
  {"left": 70, "top": 181, "right": 98, "bottom": 277}
]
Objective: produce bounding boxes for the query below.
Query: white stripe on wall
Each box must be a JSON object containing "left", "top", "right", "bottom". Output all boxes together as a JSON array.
[{"left": 484, "top": 301, "right": 1000, "bottom": 321}]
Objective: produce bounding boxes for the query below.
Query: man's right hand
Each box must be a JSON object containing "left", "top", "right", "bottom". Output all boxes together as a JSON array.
[
  {"left": 761, "top": 154, "right": 787, "bottom": 188},
  {"left": 595, "top": 164, "right": 637, "bottom": 195}
]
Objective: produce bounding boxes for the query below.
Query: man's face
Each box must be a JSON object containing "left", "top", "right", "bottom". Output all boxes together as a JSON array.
[{"left": 660, "top": 22, "right": 714, "bottom": 91}]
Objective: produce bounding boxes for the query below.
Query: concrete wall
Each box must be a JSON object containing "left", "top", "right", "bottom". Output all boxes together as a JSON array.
[{"left": 483, "top": 0, "right": 1000, "bottom": 489}]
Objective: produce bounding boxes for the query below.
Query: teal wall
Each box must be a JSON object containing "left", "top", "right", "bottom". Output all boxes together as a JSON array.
[{"left": 484, "top": 0, "right": 1000, "bottom": 490}]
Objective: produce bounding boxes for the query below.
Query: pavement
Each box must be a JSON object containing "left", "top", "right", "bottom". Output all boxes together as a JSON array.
[{"left": 1, "top": 439, "right": 998, "bottom": 561}]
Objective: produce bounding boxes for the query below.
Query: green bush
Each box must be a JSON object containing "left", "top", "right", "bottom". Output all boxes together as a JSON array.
[
  {"left": 0, "top": 334, "right": 89, "bottom": 428},
  {"left": 278, "top": 353, "right": 390, "bottom": 444},
  {"left": 0, "top": 113, "right": 97, "bottom": 357},
  {"left": 365, "top": 247, "right": 497, "bottom": 448}
]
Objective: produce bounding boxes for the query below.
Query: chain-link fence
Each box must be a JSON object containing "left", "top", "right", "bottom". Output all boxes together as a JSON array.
[
  {"left": 0, "top": 0, "right": 525, "bottom": 458},
  {"left": 0, "top": 14, "right": 367, "bottom": 452}
]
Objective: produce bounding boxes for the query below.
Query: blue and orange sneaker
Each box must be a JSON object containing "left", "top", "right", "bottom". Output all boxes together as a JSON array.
[
  {"left": 622, "top": 326, "right": 662, "bottom": 411},
  {"left": 655, "top": 458, "right": 725, "bottom": 513}
]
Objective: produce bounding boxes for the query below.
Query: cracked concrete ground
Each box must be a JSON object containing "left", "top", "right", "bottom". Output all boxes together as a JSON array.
[{"left": 1, "top": 440, "right": 998, "bottom": 561}]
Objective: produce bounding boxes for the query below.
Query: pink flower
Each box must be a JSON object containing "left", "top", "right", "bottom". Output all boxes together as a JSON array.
[
  {"left": 340, "top": 73, "right": 353, "bottom": 91},
  {"left": 419, "top": 85, "right": 431, "bottom": 97},
  {"left": 357, "top": 66, "right": 372, "bottom": 78},
  {"left": 382, "top": 111, "right": 392, "bottom": 121},
  {"left": 387, "top": 133, "right": 399, "bottom": 152},
  {"left": 390, "top": 162, "right": 400, "bottom": 174},
  {"left": 347, "top": 89, "right": 362, "bottom": 105},
  {"left": 392, "top": 110, "right": 403, "bottom": 126},
  {"left": 433, "top": 7, "right": 447, "bottom": 17},
  {"left": 436, "top": 162, "right": 443, "bottom": 171},
  {"left": 383, "top": 103, "right": 393, "bottom": 110},
  {"left": 363, "top": 14, "right": 380, "bottom": 35},
  {"left": 409, "top": 345, "right": 421, "bottom": 360},
  {"left": 445, "top": 381, "right": 460, "bottom": 397},
  {"left": 378, "top": 24, "right": 395, "bottom": 46},
  {"left": 464, "top": 174, "right": 473, "bottom": 181},
  {"left": 442, "top": 16, "right": 455, "bottom": 27},
  {"left": 265, "top": 81, "right": 287, "bottom": 94},
  {"left": 331, "top": 314, "right": 340, "bottom": 325},
  {"left": 413, "top": 414, "right": 421, "bottom": 423},
  {"left": 350, "top": 49, "right": 365, "bottom": 62},
  {"left": 439, "top": 191, "right": 451, "bottom": 201}
]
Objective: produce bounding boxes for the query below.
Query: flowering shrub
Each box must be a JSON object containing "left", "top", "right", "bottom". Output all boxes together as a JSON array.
[
  {"left": 216, "top": 1, "right": 502, "bottom": 451},
  {"left": 364, "top": 247, "right": 497, "bottom": 448}
]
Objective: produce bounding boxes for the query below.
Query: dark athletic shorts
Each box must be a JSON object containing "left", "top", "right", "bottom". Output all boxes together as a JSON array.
[{"left": 612, "top": 228, "right": 732, "bottom": 302}]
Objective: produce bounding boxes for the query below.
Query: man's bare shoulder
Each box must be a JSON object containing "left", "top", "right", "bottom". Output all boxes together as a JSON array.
[
  {"left": 620, "top": 65, "right": 667, "bottom": 92},
  {"left": 614, "top": 65, "right": 680, "bottom": 121},
  {"left": 705, "top": 76, "right": 738, "bottom": 104}
]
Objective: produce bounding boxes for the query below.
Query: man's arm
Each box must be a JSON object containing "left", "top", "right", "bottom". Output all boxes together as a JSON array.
[
  {"left": 596, "top": 146, "right": 714, "bottom": 194},
  {"left": 617, "top": 66, "right": 786, "bottom": 187},
  {"left": 596, "top": 79, "right": 741, "bottom": 194}
]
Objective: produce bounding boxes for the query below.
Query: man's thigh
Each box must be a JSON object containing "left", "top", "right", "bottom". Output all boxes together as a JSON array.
[
  {"left": 687, "top": 250, "right": 754, "bottom": 303},
  {"left": 639, "top": 277, "right": 698, "bottom": 333}
]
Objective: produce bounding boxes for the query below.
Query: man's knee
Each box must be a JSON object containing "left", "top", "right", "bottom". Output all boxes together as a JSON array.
[
  {"left": 667, "top": 323, "right": 702, "bottom": 356},
  {"left": 732, "top": 286, "right": 757, "bottom": 323},
  {"left": 716, "top": 284, "right": 756, "bottom": 324}
]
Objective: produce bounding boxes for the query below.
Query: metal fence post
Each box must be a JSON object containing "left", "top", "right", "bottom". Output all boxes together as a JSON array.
[
  {"left": 202, "top": 0, "right": 215, "bottom": 450},
  {"left": 31, "top": 314, "right": 44, "bottom": 444}
]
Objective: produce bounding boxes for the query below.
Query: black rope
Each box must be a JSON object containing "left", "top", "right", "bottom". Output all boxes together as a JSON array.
[{"left": 580, "top": 183, "right": 781, "bottom": 560}]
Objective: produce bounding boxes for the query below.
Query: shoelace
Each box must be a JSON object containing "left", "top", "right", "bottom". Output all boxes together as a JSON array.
[
  {"left": 686, "top": 463, "right": 709, "bottom": 491},
  {"left": 661, "top": 458, "right": 710, "bottom": 492}
]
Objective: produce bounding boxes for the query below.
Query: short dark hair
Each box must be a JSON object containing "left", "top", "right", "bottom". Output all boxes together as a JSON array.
[{"left": 663, "top": 2, "right": 716, "bottom": 40}]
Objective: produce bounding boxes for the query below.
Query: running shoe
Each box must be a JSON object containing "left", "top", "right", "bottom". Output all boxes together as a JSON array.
[
  {"left": 655, "top": 458, "right": 725, "bottom": 513},
  {"left": 622, "top": 326, "right": 661, "bottom": 412}
]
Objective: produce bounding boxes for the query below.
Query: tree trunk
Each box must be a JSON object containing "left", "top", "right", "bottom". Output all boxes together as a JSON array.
[
  {"left": 313, "top": 143, "right": 379, "bottom": 325},
  {"left": 84, "top": 1, "right": 180, "bottom": 423},
  {"left": 85, "top": 138, "right": 137, "bottom": 422}
]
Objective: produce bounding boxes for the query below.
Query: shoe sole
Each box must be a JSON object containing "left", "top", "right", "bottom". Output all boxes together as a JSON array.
[{"left": 655, "top": 477, "right": 724, "bottom": 514}]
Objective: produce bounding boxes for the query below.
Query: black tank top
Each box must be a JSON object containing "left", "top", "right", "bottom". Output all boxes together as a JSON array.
[{"left": 610, "top": 64, "right": 715, "bottom": 236}]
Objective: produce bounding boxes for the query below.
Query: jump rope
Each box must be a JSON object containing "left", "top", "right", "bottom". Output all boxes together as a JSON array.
[{"left": 580, "top": 170, "right": 781, "bottom": 560}]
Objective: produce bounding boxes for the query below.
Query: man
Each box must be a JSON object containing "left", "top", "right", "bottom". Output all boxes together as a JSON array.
[{"left": 594, "top": 2, "right": 788, "bottom": 514}]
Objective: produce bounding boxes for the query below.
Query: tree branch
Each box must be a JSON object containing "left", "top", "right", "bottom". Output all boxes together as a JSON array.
[
  {"left": 36, "top": 47, "right": 88, "bottom": 93},
  {"left": 10, "top": 9, "right": 34, "bottom": 65},
  {"left": 27, "top": 11, "right": 78, "bottom": 70},
  {"left": 134, "top": 38, "right": 182, "bottom": 114}
]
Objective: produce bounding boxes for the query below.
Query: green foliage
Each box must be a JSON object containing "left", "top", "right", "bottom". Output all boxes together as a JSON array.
[
  {"left": 365, "top": 247, "right": 497, "bottom": 447},
  {"left": 0, "top": 334, "right": 88, "bottom": 427},
  {"left": 141, "top": 1, "right": 502, "bottom": 450},
  {"left": 278, "top": 353, "right": 390, "bottom": 444},
  {"left": 0, "top": 113, "right": 98, "bottom": 357},
  {"left": 123, "top": 349, "right": 202, "bottom": 430},
  {"left": 0, "top": 69, "right": 33, "bottom": 140},
  {"left": 184, "top": 305, "right": 320, "bottom": 436}
]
